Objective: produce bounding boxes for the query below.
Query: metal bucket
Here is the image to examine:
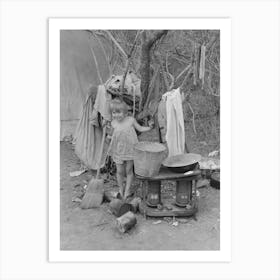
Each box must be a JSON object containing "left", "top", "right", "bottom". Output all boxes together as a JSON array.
[{"left": 134, "top": 142, "right": 167, "bottom": 177}]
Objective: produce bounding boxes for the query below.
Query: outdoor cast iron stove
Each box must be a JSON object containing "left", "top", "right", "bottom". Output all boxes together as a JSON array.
[{"left": 136, "top": 165, "right": 201, "bottom": 218}]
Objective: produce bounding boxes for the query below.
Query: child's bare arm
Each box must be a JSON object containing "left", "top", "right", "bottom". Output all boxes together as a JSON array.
[{"left": 133, "top": 119, "right": 152, "bottom": 132}]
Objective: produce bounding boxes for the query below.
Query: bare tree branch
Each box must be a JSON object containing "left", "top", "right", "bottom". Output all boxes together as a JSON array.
[
  {"left": 174, "top": 48, "right": 192, "bottom": 60},
  {"left": 165, "top": 53, "right": 174, "bottom": 90},
  {"left": 187, "top": 102, "right": 197, "bottom": 134},
  {"left": 175, "top": 64, "right": 191, "bottom": 82},
  {"left": 147, "top": 30, "right": 168, "bottom": 48},
  {"left": 179, "top": 66, "right": 193, "bottom": 89},
  {"left": 103, "top": 30, "right": 128, "bottom": 59},
  {"left": 154, "top": 52, "right": 169, "bottom": 91},
  {"left": 92, "top": 32, "right": 112, "bottom": 76},
  {"left": 88, "top": 45, "right": 103, "bottom": 84},
  {"left": 121, "top": 30, "right": 142, "bottom": 94}
]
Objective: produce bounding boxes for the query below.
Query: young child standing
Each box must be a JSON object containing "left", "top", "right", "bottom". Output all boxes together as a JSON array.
[{"left": 107, "top": 99, "right": 152, "bottom": 199}]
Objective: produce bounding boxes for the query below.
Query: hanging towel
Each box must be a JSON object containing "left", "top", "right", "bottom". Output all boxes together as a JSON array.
[
  {"left": 163, "top": 88, "right": 185, "bottom": 157},
  {"left": 94, "top": 85, "right": 112, "bottom": 121}
]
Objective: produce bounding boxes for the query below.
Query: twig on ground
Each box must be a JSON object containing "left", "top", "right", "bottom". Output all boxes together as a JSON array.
[{"left": 92, "top": 221, "right": 109, "bottom": 227}]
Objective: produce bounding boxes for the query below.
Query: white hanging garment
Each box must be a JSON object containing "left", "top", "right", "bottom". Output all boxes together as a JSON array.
[{"left": 164, "top": 88, "right": 185, "bottom": 157}]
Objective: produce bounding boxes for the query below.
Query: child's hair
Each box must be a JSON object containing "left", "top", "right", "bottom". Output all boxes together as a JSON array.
[{"left": 110, "top": 98, "right": 128, "bottom": 114}]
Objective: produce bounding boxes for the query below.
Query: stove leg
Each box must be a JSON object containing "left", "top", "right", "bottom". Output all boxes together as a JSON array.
[{"left": 141, "top": 181, "right": 147, "bottom": 219}]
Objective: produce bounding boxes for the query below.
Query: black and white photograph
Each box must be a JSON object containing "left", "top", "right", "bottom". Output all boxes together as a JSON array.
[
  {"left": 58, "top": 27, "right": 222, "bottom": 251},
  {"left": 1, "top": 1, "right": 279, "bottom": 279}
]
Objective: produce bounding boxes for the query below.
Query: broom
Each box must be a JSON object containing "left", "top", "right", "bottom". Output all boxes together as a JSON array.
[{"left": 80, "top": 125, "right": 107, "bottom": 209}]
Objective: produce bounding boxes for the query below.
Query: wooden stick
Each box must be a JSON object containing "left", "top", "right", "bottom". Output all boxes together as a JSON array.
[
  {"left": 93, "top": 32, "right": 112, "bottom": 76},
  {"left": 96, "top": 126, "right": 107, "bottom": 179},
  {"left": 89, "top": 45, "right": 103, "bottom": 85},
  {"left": 103, "top": 30, "right": 128, "bottom": 59},
  {"left": 92, "top": 221, "right": 109, "bottom": 227},
  {"left": 175, "top": 64, "right": 191, "bottom": 82},
  {"left": 187, "top": 102, "right": 197, "bottom": 134},
  {"left": 179, "top": 66, "right": 193, "bottom": 89},
  {"left": 206, "top": 58, "right": 219, "bottom": 72},
  {"left": 74, "top": 64, "right": 85, "bottom": 97},
  {"left": 165, "top": 53, "right": 174, "bottom": 90},
  {"left": 132, "top": 87, "right": 136, "bottom": 117}
]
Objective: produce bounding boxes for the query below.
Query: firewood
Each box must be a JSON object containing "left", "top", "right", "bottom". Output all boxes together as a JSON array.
[
  {"left": 109, "top": 199, "right": 133, "bottom": 217},
  {"left": 116, "top": 211, "right": 137, "bottom": 233}
]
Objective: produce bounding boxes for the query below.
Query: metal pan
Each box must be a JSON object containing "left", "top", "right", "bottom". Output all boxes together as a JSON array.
[{"left": 162, "top": 153, "right": 202, "bottom": 173}]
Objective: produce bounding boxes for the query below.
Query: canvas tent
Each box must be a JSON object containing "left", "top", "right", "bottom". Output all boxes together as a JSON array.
[
  {"left": 60, "top": 30, "right": 109, "bottom": 139},
  {"left": 60, "top": 30, "right": 143, "bottom": 169}
]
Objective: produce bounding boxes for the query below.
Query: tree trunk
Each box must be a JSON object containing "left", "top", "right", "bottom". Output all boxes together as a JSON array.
[{"left": 139, "top": 30, "right": 168, "bottom": 110}]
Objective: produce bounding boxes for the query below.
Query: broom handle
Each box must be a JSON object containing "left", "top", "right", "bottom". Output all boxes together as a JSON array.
[{"left": 96, "top": 125, "right": 107, "bottom": 179}]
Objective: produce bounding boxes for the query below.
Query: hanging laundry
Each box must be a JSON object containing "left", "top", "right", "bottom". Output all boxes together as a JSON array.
[
  {"left": 89, "top": 108, "right": 99, "bottom": 127},
  {"left": 162, "top": 88, "right": 185, "bottom": 157},
  {"left": 94, "top": 84, "right": 112, "bottom": 121},
  {"left": 74, "top": 87, "right": 109, "bottom": 170}
]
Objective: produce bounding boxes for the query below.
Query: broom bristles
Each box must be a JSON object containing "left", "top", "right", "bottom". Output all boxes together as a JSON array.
[
  {"left": 80, "top": 178, "right": 104, "bottom": 209},
  {"left": 80, "top": 192, "right": 104, "bottom": 209}
]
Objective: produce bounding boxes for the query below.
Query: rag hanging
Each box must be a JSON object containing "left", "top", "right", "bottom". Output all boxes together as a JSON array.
[
  {"left": 93, "top": 84, "right": 112, "bottom": 121},
  {"left": 74, "top": 86, "right": 109, "bottom": 170},
  {"left": 163, "top": 88, "right": 185, "bottom": 157}
]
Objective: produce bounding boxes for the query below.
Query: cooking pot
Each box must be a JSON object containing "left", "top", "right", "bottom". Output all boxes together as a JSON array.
[{"left": 162, "top": 153, "right": 201, "bottom": 173}]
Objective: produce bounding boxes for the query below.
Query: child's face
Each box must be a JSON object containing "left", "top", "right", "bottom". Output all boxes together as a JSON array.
[{"left": 112, "top": 109, "right": 125, "bottom": 122}]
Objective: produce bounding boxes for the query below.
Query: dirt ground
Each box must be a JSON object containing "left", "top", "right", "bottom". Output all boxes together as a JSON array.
[{"left": 60, "top": 141, "right": 220, "bottom": 250}]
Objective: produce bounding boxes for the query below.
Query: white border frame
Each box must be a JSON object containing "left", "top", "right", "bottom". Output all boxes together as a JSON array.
[{"left": 49, "top": 18, "right": 231, "bottom": 262}]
